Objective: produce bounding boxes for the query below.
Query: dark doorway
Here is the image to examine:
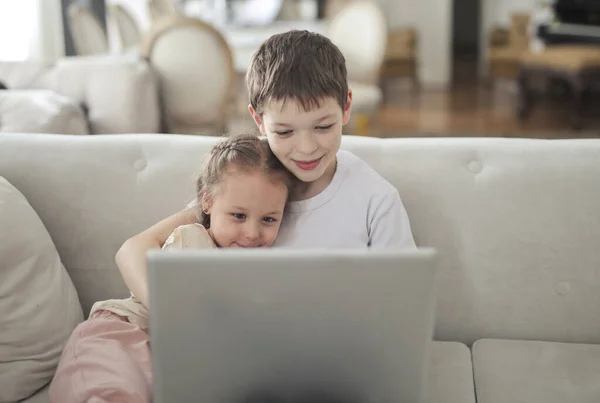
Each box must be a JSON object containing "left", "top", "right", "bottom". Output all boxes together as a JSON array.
[{"left": 452, "top": 0, "right": 481, "bottom": 87}]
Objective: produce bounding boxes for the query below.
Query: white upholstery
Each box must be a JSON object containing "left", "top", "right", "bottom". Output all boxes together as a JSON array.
[
  {"left": 0, "top": 57, "right": 161, "bottom": 134},
  {"left": 0, "top": 61, "right": 53, "bottom": 89},
  {"left": 0, "top": 177, "right": 83, "bottom": 402},
  {"left": 50, "top": 56, "right": 161, "bottom": 134},
  {"left": 473, "top": 339, "right": 600, "bottom": 403},
  {"left": 20, "top": 384, "right": 49, "bottom": 403},
  {"left": 0, "top": 90, "right": 89, "bottom": 134},
  {"left": 67, "top": 4, "right": 109, "bottom": 56},
  {"left": 429, "top": 342, "right": 476, "bottom": 403},
  {"left": 0, "top": 134, "right": 599, "bottom": 403},
  {"left": 141, "top": 16, "right": 235, "bottom": 135}
]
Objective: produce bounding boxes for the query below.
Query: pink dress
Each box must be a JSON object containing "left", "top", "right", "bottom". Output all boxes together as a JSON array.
[{"left": 49, "top": 224, "right": 215, "bottom": 403}]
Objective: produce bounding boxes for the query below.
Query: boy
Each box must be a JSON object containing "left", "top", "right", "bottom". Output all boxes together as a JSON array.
[
  {"left": 245, "top": 30, "right": 415, "bottom": 250},
  {"left": 117, "top": 30, "right": 416, "bottom": 309}
]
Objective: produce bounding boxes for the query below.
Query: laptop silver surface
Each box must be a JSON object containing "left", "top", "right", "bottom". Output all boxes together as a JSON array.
[{"left": 148, "top": 248, "right": 438, "bottom": 403}]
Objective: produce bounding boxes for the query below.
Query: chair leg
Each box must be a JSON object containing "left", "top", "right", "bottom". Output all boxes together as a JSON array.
[
  {"left": 569, "top": 74, "right": 585, "bottom": 131},
  {"left": 516, "top": 69, "right": 532, "bottom": 120}
]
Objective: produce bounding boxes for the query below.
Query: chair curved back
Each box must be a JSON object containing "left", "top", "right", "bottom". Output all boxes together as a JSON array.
[
  {"left": 141, "top": 16, "right": 236, "bottom": 135},
  {"left": 68, "top": 4, "right": 109, "bottom": 56},
  {"left": 111, "top": 4, "right": 141, "bottom": 50},
  {"left": 327, "top": 0, "right": 387, "bottom": 85}
]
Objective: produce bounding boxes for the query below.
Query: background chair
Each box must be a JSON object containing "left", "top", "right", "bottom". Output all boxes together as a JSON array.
[
  {"left": 109, "top": 3, "right": 142, "bottom": 51},
  {"left": 141, "top": 16, "right": 236, "bottom": 135},
  {"left": 487, "top": 12, "right": 531, "bottom": 83},
  {"left": 67, "top": 4, "right": 109, "bottom": 56},
  {"left": 327, "top": 0, "right": 387, "bottom": 136},
  {"left": 380, "top": 27, "right": 418, "bottom": 87}
]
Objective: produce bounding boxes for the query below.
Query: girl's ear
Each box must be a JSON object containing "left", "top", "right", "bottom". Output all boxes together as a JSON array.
[{"left": 201, "top": 190, "right": 212, "bottom": 215}]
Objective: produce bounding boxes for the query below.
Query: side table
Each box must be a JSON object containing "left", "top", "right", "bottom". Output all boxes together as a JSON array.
[{"left": 517, "top": 46, "right": 600, "bottom": 130}]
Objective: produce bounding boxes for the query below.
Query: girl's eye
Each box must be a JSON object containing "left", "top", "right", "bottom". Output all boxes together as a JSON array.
[
  {"left": 316, "top": 124, "right": 334, "bottom": 131},
  {"left": 263, "top": 216, "right": 277, "bottom": 223},
  {"left": 275, "top": 130, "right": 292, "bottom": 136},
  {"left": 231, "top": 213, "right": 246, "bottom": 220}
]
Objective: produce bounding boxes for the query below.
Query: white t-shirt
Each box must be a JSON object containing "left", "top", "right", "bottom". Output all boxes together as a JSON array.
[{"left": 274, "top": 150, "right": 416, "bottom": 249}]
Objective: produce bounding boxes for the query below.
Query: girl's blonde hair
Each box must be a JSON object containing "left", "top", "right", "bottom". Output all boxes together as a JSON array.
[{"left": 195, "top": 134, "right": 295, "bottom": 228}]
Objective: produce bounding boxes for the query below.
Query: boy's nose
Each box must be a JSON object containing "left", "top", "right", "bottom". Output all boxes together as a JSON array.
[{"left": 296, "top": 132, "right": 319, "bottom": 155}]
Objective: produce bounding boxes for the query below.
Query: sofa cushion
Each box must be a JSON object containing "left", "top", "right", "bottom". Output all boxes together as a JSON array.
[
  {"left": 0, "top": 177, "right": 83, "bottom": 402},
  {"left": 0, "top": 89, "right": 89, "bottom": 134},
  {"left": 473, "top": 338, "right": 600, "bottom": 403},
  {"left": 49, "top": 55, "right": 161, "bottom": 134},
  {"left": 428, "top": 341, "right": 475, "bottom": 403},
  {"left": 20, "top": 383, "right": 49, "bottom": 403}
]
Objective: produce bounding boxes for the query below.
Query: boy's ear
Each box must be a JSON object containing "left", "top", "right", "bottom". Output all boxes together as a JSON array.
[
  {"left": 342, "top": 89, "right": 353, "bottom": 125},
  {"left": 248, "top": 105, "right": 266, "bottom": 136}
]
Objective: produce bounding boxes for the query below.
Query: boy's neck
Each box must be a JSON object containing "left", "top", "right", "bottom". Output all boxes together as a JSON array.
[{"left": 294, "top": 156, "right": 338, "bottom": 201}]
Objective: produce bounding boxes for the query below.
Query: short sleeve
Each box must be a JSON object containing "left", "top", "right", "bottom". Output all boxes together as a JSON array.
[
  {"left": 368, "top": 189, "right": 417, "bottom": 249},
  {"left": 186, "top": 198, "right": 201, "bottom": 222}
]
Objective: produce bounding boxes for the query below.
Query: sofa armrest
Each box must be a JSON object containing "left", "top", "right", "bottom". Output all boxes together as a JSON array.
[{"left": 48, "top": 55, "right": 161, "bottom": 134}]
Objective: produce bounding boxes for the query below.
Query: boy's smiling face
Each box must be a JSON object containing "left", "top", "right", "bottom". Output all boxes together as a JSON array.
[{"left": 249, "top": 92, "right": 352, "bottom": 199}]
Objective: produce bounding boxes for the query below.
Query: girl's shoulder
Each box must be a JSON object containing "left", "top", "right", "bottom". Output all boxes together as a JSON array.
[{"left": 162, "top": 223, "right": 216, "bottom": 250}]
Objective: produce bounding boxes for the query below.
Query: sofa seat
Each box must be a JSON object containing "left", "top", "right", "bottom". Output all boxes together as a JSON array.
[
  {"left": 17, "top": 341, "right": 474, "bottom": 403},
  {"left": 473, "top": 339, "right": 600, "bottom": 403},
  {"left": 428, "top": 341, "right": 476, "bottom": 403},
  {"left": 21, "top": 383, "right": 49, "bottom": 403}
]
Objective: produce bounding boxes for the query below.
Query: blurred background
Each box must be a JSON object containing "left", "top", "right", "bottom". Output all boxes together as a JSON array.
[{"left": 2, "top": 0, "right": 600, "bottom": 138}]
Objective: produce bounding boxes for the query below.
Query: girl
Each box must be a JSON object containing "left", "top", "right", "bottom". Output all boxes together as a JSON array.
[
  {"left": 118, "top": 30, "right": 416, "bottom": 312},
  {"left": 49, "top": 134, "right": 296, "bottom": 403}
]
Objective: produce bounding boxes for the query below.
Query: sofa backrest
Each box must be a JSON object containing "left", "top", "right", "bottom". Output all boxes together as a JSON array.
[
  {"left": 0, "top": 55, "right": 160, "bottom": 134},
  {"left": 0, "top": 133, "right": 599, "bottom": 346}
]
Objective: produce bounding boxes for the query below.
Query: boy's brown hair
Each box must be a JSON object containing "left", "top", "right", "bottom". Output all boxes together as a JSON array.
[
  {"left": 246, "top": 30, "right": 348, "bottom": 114},
  {"left": 195, "top": 134, "right": 296, "bottom": 228}
]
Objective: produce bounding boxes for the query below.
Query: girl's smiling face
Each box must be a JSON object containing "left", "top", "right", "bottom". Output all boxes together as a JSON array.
[{"left": 204, "top": 166, "right": 289, "bottom": 248}]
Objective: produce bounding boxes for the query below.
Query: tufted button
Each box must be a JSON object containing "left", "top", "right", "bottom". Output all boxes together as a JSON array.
[
  {"left": 555, "top": 281, "right": 571, "bottom": 296},
  {"left": 467, "top": 160, "right": 482, "bottom": 174},
  {"left": 133, "top": 158, "right": 147, "bottom": 171}
]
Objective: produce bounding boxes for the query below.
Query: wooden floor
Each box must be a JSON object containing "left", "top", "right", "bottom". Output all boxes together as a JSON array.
[
  {"left": 373, "top": 57, "right": 600, "bottom": 139},
  {"left": 228, "top": 57, "right": 600, "bottom": 139}
]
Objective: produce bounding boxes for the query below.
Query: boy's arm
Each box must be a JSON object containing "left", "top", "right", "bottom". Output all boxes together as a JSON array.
[
  {"left": 115, "top": 208, "right": 198, "bottom": 309},
  {"left": 368, "top": 189, "right": 417, "bottom": 249}
]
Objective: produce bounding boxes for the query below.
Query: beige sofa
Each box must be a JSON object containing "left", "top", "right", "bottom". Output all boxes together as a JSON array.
[
  {"left": 1, "top": 131, "right": 599, "bottom": 403},
  {"left": 0, "top": 55, "right": 161, "bottom": 135}
]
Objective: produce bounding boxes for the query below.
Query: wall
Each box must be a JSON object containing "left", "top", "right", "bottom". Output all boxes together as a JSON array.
[
  {"left": 381, "top": 0, "right": 452, "bottom": 88},
  {"left": 381, "top": 0, "right": 542, "bottom": 85}
]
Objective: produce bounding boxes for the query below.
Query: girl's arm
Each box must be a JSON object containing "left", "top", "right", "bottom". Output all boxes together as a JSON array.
[{"left": 115, "top": 208, "right": 198, "bottom": 308}]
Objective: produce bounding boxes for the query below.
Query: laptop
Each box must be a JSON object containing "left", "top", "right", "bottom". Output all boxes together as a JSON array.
[{"left": 148, "top": 248, "right": 438, "bottom": 403}]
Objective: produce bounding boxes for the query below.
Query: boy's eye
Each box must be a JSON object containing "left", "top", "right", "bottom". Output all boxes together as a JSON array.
[
  {"left": 275, "top": 130, "right": 293, "bottom": 136},
  {"left": 231, "top": 213, "right": 246, "bottom": 220},
  {"left": 316, "top": 124, "right": 334, "bottom": 131},
  {"left": 263, "top": 216, "right": 277, "bottom": 223}
]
